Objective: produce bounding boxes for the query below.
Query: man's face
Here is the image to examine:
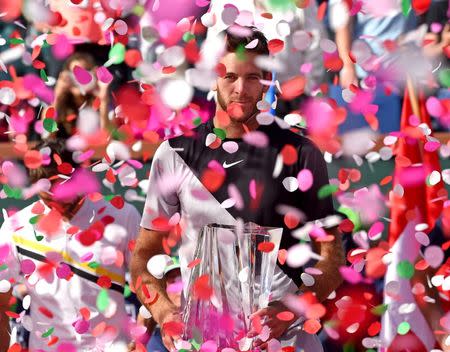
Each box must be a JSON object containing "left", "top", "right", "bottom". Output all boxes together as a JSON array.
[
  {"left": 38, "top": 180, "right": 80, "bottom": 217},
  {"left": 216, "top": 52, "right": 268, "bottom": 123}
]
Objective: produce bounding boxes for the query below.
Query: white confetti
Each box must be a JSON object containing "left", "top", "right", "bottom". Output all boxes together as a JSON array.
[
  {"left": 282, "top": 177, "right": 298, "bottom": 192},
  {"left": 160, "top": 79, "right": 193, "bottom": 110},
  {"left": 147, "top": 254, "right": 172, "bottom": 279}
]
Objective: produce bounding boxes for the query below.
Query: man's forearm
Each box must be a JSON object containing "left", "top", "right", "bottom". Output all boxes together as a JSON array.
[
  {"left": 130, "top": 228, "right": 178, "bottom": 323},
  {"left": 0, "top": 292, "right": 11, "bottom": 352},
  {"left": 299, "top": 227, "right": 345, "bottom": 302},
  {"left": 335, "top": 17, "right": 354, "bottom": 67}
]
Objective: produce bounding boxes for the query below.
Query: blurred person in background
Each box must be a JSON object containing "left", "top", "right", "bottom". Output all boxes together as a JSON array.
[
  {"left": 45, "top": 52, "right": 114, "bottom": 139},
  {"left": 0, "top": 139, "right": 141, "bottom": 351}
]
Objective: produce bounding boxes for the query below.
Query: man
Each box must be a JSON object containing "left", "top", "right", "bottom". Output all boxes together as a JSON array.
[
  {"left": 131, "top": 27, "right": 345, "bottom": 351},
  {"left": 0, "top": 139, "right": 141, "bottom": 351}
]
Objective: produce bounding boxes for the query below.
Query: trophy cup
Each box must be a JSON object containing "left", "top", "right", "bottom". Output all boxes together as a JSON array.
[{"left": 182, "top": 222, "right": 283, "bottom": 350}]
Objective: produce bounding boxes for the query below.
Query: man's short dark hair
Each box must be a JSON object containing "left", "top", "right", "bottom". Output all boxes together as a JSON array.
[
  {"left": 28, "top": 139, "right": 78, "bottom": 184},
  {"left": 223, "top": 26, "right": 269, "bottom": 57}
]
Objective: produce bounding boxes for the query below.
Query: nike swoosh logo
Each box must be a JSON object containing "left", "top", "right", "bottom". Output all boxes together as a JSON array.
[{"left": 223, "top": 159, "right": 244, "bottom": 168}]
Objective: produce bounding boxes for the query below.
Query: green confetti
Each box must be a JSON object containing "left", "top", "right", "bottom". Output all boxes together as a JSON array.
[
  {"left": 3, "top": 185, "right": 22, "bottom": 199},
  {"left": 42, "top": 40, "right": 50, "bottom": 48},
  {"left": 29, "top": 215, "right": 40, "bottom": 225},
  {"left": 88, "top": 261, "right": 100, "bottom": 269},
  {"left": 124, "top": 284, "right": 131, "bottom": 298},
  {"left": 213, "top": 128, "right": 226, "bottom": 140},
  {"left": 366, "top": 350, "right": 376, "bottom": 352},
  {"left": 401, "top": 0, "right": 411, "bottom": 16},
  {"left": 192, "top": 117, "right": 202, "bottom": 126},
  {"left": 34, "top": 230, "right": 44, "bottom": 242},
  {"left": 40, "top": 69, "right": 48, "bottom": 82},
  {"left": 190, "top": 339, "right": 201, "bottom": 351},
  {"left": 9, "top": 38, "right": 24, "bottom": 45},
  {"left": 337, "top": 206, "right": 361, "bottom": 231},
  {"left": 397, "top": 260, "right": 414, "bottom": 279},
  {"left": 236, "top": 44, "right": 246, "bottom": 61},
  {"left": 132, "top": 4, "right": 145, "bottom": 16},
  {"left": 104, "top": 195, "right": 114, "bottom": 201},
  {"left": 397, "top": 321, "right": 410, "bottom": 335},
  {"left": 438, "top": 68, "right": 450, "bottom": 88},
  {"left": 108, "top": 43, "right": 126, "bottom": 65},
  {"left": 266, "top": 0, "right": 295, "bottom": 10},
  {"left": 370, "top": 303, "right": 388, "bottom": 316},
  {"left": 343, "top": 343, "right": 355, "bottom": 352},
  {"left": 0, "top": 264, "right": 8, "bottom": 272},
  {"left": 183, "top": 32, "right": 195, "bottom": 42},
  {"left": 97, "top": 289, "right": 109, "bottom": 312},
  {"left": 41, "top": 327, "right": 54, "bottom": 338},
  {"left": 43, "top": 118, "right": 58, "bottom": 133},
  {"left": 318, "top": 184, "right": 339, "bottom": 199}
]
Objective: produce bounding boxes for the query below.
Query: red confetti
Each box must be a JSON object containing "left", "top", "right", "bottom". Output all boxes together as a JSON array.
[
  {"left": 185, "top": 39, "right": 200, "bottom": 63},
  {"left": 162, "top": 66, "right": 176, "bottom": 74},
  {"left": 162, "top": 321, "right": 184, "bottom": 337},
  {"left": 284, "top": 212, "right": 300, "bottom": 229},
  {"left": 368, "top": 321, "right": 381, "bottom": 336},
  {"left": 39, "top": 306, "right": 54, "bottom": 319},
  {"left": 124, "top": 49, "right": 142, "bottom": 68},
  {"left": 79, "top": 228, "right": 97, "bottom": 246},
  {"left": 281, "top": 145, "right": 298, "bottom": 165},
  {"left": 412, "top": 0, "right": 431, "bottom": 14},
  {"left": 97, "top": 276, "right": 112, "bottom": 289},
  {"left": 7, "top": 344, "right": 22, "bottom": 352},
  {"left": 110, "top": 195, "right": 124, "bottom": 209},
  {"left": 215, "top": 63, "right": 226, "bottom": 77},
  {"left": 57, "top": 162, "right": 73, "bottom": 175},
  {"left": 257, "top": 242, "right": 275, "bottom": 253},
  {"left": 201, "top": 168, "right": 225, "bottom": 193},
  {"left": 304, "top": 319, "right": 322, "bottom": 334},
  {"left": 280, "top": 76, "right": 306, "bottom": 100},
  {"left": 276, "top": 311, "right": 295, "bottom": 321},
  {"left": 339, "top": 218, "right": 354, "bottom": 233},
  {"left": 193, "top": 274, "right": 213, "bottom": 300},
  {"left": 24, "top": 150, "right": 43, "bottom": 169},
  {"left": 5, "top": 311, "right": 20, "bottom": 319},
  {"left": 80, "top": 307, "right": 90, "bottom": 321},
  {"left": 268, "top": 39, "right": 284, "bottom": 55},
  {"left": 278, "top": 249, "right": 287, "bottom": 265},
  {"left": 187, "top": 258, "right": 202, "bottom": 269},
  {"left": 317, "top": 1, "right": 327, "bottom": 20}
]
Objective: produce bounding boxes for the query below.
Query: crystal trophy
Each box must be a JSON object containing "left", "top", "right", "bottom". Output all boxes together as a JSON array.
[{"left": 182, "top": 222, "right": 283, "bottom": 349}]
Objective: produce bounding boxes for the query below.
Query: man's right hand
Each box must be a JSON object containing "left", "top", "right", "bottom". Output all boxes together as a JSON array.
[
  {"left": 339, "top": 63, "right": 358, "bottom": 89},
  {"left": 153, "top": 302, "right": 183, "bottom": 351}
]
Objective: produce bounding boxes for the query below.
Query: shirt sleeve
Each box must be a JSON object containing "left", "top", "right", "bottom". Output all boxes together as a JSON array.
[
  {"left": 140, "top": 140, "right": 181, "bottom": 231},
  {"left": 297, "top": 139, "right": 337, "bottom": 223},
  {"left": 124, "top": 204, "right": 142, "bottom": 268},
  {"left": 0, "top": 217, "right": 21, "bottom": 282}
]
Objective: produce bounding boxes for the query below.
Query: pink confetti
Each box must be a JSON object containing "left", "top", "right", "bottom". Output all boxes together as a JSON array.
[
  {"left": 56, "top": 263, "right": 72, "bottom": 279},
  {"left": 53, "top": 169, "right": 100, "bottom": 202},
  {"left": 424, "top": 245, "right": 444, "bottom": 268},
  {"left": 73, "top": 318, "right": 90, "bottom": 334},
  {"left": 243, "top": 131, "right": 269, "bottom": 148},
  {"left": 339, "top": 266, "right": 363, "bottom": 284},
  {"left": 297, "top": 169, "right": 313, "bottom": 192},
  {"left": 77, "top": 149, "right": 95, "bottom": 162},
  {"left": 73, "top": 65, "right": 93, "bottom": 85},
  {"left": 52, "top": 34, "right": 74, "bottom": 60},
  {"left": 200, "top": 340, "right": 218, "bottom": 352},
  {"left": 57, "top": 342, "right": 77, "bottom": 352},
  {"left": 80, "top": 252, "right": 94, "bottom": 262},
  {"left": 426, "top": 97, "right": 444, "bottom": 117},
  {"left": 96, "top": 66, "right": 113, "bottom": 84},
  {"left": 424, "top": 141, "right": 440, "bottom": 152},
  {"left": 368, "top": 221, "right": 384, "bottom": 240},
  {"left": 20, "top": 259, "right": 36, "bottom": 275}
]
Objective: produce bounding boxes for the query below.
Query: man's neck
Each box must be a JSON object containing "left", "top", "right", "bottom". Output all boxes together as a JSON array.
[
  {"left": 63, "top": 197, "right": 86, "bottom": 221},
  {"left": 213, "top": 110, "right": 259, "bottom": 139}
]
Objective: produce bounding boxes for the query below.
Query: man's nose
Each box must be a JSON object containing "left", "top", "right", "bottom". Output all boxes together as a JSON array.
[{"left": 233, "top": 77, "right": 245, "bottom": 94}]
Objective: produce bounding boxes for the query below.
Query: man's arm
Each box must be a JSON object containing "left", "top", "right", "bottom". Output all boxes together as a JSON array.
[
  {"left": 130, "top": 227, "right": 180, "bottom": 351},
  {"left": 300, "top": 226, "right": 345, "bottom": 302},
  {"left": 412, "top": 264, "right": 450, "bottom": 351},
  {"left": 334, "top": 11, "right": 357, "bottom": 88},
  {"left": 0, "top": 290, "right": 11, "bottom": 351}
]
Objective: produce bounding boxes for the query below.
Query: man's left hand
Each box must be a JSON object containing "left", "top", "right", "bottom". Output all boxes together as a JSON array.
[{"left": 248, "top": 301, "right": 297, "bottom": 350}]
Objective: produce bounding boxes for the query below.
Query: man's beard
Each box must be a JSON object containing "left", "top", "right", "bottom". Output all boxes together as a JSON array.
[{"left": 216, "top": 89, "right": 261, "bottom": 124}]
